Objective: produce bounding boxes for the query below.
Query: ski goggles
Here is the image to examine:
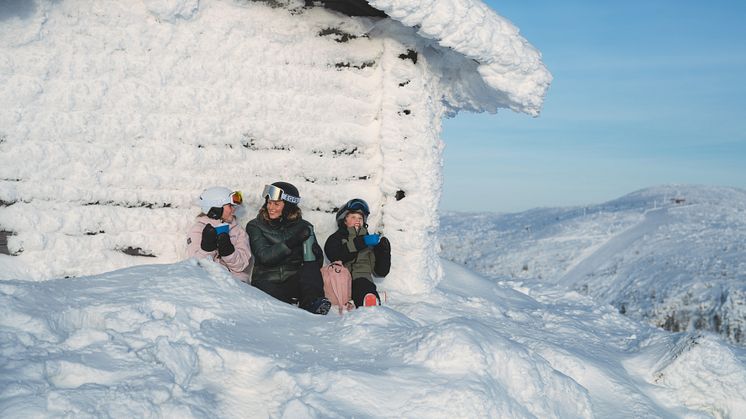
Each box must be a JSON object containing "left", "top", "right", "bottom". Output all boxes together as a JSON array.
[
  {"left": 262, "top": 184, "right": 301, "bottom": 204},
  {"left": 230, "top": 191, "right": 243, "bottom": 206},
  {"left": 345, "top": 198, "right": 370, "bottom": 215}
]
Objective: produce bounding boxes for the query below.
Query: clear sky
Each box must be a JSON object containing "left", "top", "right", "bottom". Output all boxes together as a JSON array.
[{"left": 440, "top": 0, "right": 746, "bottom": 213}]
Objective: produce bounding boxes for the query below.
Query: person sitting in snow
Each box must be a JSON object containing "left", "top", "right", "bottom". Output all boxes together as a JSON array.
[
  {"left": 324, "top": 198, "right": 390, "bottom": 307},
  {"left": 245, "top": 182, "right": 331, "bottom": 315},
  {"left": 187, "top": 186, "right": 254, "bottom": 283}
]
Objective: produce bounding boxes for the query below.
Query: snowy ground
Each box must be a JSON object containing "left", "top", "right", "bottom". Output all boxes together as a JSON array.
[
  {"left": 1, "top": 1, "right": 743, "bottom": 417},
  {"left": 441, "top": 185, "right": 746, "bottom": 347},
  {"left": 2, "top": 255, "right": 746, "bottom": 418}
]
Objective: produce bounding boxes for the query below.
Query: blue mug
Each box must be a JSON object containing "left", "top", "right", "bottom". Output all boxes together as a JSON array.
[{"left": 214, "top": 224, "right": 230, "bottom": 235}]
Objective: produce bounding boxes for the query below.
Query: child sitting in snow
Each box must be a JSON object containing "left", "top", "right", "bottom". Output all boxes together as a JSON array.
[
  {"left": 186, "top": 186, "right": 253, "bottom": 283},
  {"left": 324, "top": 198, "right": 391, "bottom": 307}
]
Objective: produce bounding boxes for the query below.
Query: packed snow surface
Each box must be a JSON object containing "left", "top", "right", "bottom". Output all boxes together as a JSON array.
[{"left": 2, "top": 257, "right": 745, "bottom": 418}]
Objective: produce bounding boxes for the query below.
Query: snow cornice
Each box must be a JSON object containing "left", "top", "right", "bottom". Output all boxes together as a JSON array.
[{"left": 367, "top": 0, "right": 552, "bottom": 116}]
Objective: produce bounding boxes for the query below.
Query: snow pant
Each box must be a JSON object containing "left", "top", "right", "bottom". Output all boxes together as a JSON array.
[
  {"left": 252, "top": 262, "right": 325, "bottom": 312},
  {"left": 352, "top": 277, "right": 379, "bottom": 307}
]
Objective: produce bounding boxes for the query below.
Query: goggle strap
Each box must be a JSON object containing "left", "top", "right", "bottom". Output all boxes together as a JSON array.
[{"left": 281, "top": 193, "right": 301, "bottom": 204}]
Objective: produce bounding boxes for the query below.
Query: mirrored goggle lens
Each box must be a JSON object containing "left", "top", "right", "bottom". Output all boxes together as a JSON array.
[
  {"left": 262, "top": 184, "right": 284, "bottom": 201},
  {"left": 230, "top": 191, "right": 243, "bottom": 205},
  {"left": 347, "top": 199, "right": 369, "bottom": 214},
  {"left": 262, "top": 184, "right": 301, "bottom": 204}
]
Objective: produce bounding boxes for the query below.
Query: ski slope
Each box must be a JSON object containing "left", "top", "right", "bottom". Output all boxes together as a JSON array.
[
  {"left": 559, "top": 207, "right": 671, "bottom": 287},
  {"left": 441, "top": 185, "right": 746, "bottom": 347}
]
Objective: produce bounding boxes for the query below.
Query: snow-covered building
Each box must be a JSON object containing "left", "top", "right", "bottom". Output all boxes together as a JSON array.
[{"left": 0, "top": 0, "right": 550, "bottom": 290}]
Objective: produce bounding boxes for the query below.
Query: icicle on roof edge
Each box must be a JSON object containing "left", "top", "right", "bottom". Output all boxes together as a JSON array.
[{"left": 368, "top": 0, "right": 552, "bottom": 116}]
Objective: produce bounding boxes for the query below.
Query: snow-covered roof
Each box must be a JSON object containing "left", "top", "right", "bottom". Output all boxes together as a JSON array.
[
  {"left": 0, "top": 0, "right": 550, "bottom": 287},
  {"left": 368, "top": 0, "right": 552, "bottom": 116}
]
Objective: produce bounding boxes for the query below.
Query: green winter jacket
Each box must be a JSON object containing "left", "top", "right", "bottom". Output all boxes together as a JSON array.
[
  {"left": 246, "top": 214, "right": 319, "bottom": 283},
  {"left": 323, "top": 226, "right": 391, "bottom": 281}
]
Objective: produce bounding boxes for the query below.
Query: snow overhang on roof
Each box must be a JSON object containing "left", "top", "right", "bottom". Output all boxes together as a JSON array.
[
  {"left": 311, "top": 0, "right": 388, "bottom": 17},
  {"left": 366, "top": 0, "right": 552, "bottom": 116}
]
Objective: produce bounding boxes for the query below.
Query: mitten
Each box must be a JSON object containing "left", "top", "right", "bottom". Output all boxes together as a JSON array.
[
  {"left": 375, "top": 236, "right": 390, "bottom": 252},
  {"left": 216, "top": 232, "right": 235, "bottom": 257},
  {"left": 352, "top": 235, "right": 367, "bottom": 251},
  {"left": 363, "top": 233, "right": 381, "bottom": 247},
  {"left": 373, "top": 236, "right": 391, "bottom": 277},
  {"left": 285, "top": 227, "right": 310, "bottom": 249},
  {"left": 201, "top": 224, "right": 218, "bottom": 252}
]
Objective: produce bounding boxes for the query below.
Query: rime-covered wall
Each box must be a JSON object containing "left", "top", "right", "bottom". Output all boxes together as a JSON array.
[
  {"left": 0, "top": 0, "right": 438, "bottom": 291},
  {"left": 0, "top": 0, "right": 548, "bottom": 292}
]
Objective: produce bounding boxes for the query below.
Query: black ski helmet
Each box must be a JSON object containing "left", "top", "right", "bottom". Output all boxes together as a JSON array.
[{"left": 336, "top": 198, "right": 370, "bottom": 227}]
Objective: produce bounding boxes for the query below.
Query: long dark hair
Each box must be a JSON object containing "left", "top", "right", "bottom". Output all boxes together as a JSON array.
[{"left": 258, "top": 204, "right": 302, "bottom": 222}]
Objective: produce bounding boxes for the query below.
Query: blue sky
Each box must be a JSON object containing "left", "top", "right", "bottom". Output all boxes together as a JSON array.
[{"left": 440, "top": 0, "right": 746, "bottom": 213}]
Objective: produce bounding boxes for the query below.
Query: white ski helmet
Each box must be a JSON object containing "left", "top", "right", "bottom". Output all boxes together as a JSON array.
[{"left": 198, "top": 186, "right": 234, "bottom": 214}]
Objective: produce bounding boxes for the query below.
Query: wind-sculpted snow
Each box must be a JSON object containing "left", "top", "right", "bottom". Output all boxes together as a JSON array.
[
  {"left": 368, "top": 0, "right": 552, "bottom": 115},
  {"left": 441, "top": 185, "right": 746, "bottom": 346},
  {"left": 0, "top": 0, "right": 550, "bottom": 293},
  {"left": 2, "top": 258, "right": 744, "bottom": 417}
]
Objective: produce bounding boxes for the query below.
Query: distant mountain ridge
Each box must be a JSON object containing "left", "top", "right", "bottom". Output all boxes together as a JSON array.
[{"left": 440, "top": 185, "right": 746, "bottom": 345}]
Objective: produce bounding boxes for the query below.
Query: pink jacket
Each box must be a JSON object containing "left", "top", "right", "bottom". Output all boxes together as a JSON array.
[{"left": 186, "top": 215, "right": 253, "bottom": 283}]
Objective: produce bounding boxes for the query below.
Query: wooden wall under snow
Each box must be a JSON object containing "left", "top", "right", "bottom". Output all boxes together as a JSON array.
[{"left": 0, "top": 0, "right": 444, "bottom": 290}]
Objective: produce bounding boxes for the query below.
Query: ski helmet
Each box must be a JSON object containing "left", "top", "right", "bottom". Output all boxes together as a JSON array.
[
  {"left": 198, "top": 186, "right": 235, "bottom": 219},
  {"left": 336, "top": 198, "right": 370, "bottom": 226}
]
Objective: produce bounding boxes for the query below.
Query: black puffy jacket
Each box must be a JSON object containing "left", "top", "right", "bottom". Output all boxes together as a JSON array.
[{"left": 246, "top": 214, "right": 321, "bottom": 283}]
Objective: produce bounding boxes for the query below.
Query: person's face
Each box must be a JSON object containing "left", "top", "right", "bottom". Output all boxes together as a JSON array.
[
  {"left": 267, "top": 199, "right": 285, "bottom": 220},
  {"left": 221, "top": 204, "right": 235, "bottom": 222},
  {"left": 344, "top": 212, "right": 364, "bottom": 229}
]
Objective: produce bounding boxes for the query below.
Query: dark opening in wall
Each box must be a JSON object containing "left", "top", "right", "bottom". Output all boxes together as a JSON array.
[
  {"left": 83, "top": 201, "right": 173, "bottom": 209},
  {"left": 118, "top": 246, "right": 157, "bottom": 258},
  {"left": 318, "top": 27, "right": 360, "bottom": 42},
  {"left": 395, "top": 190, "right": 405, "bottom": 201},
  {"left": 334, "top": 61, "right": 375, "bottom": 70},
  {"left": 0, "top": 230, "right": 11, "bottom": 255},
  {"left": 398, "top": 49, "right": 418, "bottom": 64},
  {"left": 307, "top": 0, "right": 387, "bottom": 17}
]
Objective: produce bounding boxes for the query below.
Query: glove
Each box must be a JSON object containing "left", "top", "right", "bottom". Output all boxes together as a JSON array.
[
  {"left": 363, "top": 234, "right": 381, "bottom": 247},
  {"left": 216, "top": 232, "right": 235, "bottom": 257},
  {"left": 200, "top": 224, "right": 218, "bottom": 252},
  {"left": 285, "top": 227, "right": 310, "bottom": 249}
]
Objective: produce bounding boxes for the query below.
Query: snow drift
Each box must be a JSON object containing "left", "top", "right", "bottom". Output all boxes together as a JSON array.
[{"left": 2, "top": 258, "right": 744, "bottom": 417}]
